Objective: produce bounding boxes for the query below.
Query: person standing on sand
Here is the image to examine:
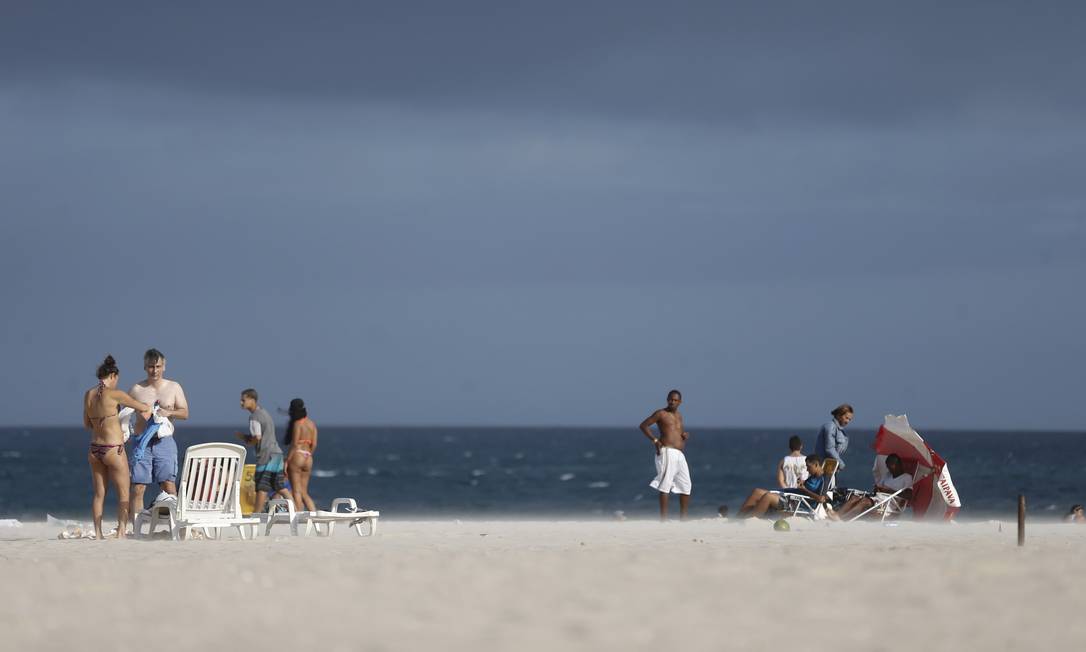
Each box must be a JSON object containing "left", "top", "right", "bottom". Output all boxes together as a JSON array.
[
  {"left": 129, "top": 348, "right": 189, "bottom": 519},
  {"left": 83, "top": 355, "right": 152, "bottom": 539},
  {"left": 639, "top": 389, "right": 692, "bottom": 521},
  {"left": 816, "top": 404, "right": 853, "bottom": 472},
  {"left": 284, "top": 398, "right": 319, "bottom": 512},
  {"left": 235, "top": 388, "right": 287, "bottom": 513}
]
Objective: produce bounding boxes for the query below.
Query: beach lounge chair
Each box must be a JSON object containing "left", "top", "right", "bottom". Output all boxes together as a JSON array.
[
  {"left": 133, "top": 492, "right": 178, "bottom": 539},
  {"left": 172, "top": 443, "right": 261, "bottom": 540},
  {"left": 778, "top": 458, "right": 838, "bottom": 520},
  {"left": 297, "top": 498, "right": 380, "bottom": 537},
  {"left": 260, "top": 497, "right": 300, "bottom": 536}
]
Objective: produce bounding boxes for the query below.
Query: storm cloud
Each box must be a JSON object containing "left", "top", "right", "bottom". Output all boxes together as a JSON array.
[{"left": 3, "top": 2, "right": 1084, "bottom": 428}]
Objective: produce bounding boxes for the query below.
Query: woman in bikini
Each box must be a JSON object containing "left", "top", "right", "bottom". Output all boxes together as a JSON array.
[
  {"left": 82, "top": 355, "right": 152, "bottom": 539},
  {"left": 284, "top": 398, "right": 318, "bottom": 512}
]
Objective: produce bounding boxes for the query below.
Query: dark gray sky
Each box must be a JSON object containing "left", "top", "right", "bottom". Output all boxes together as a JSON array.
[{"left": 3, "top": 2, "right": 1084, "bottom": 428}]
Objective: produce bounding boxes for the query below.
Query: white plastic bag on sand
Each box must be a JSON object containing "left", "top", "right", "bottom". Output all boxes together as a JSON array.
[
  {"left": 48, "top": 514, "right": 95, "bottom": 539},
  {"left": 57, "top": 524, "right": 94, "bottom": 539},
  {"left": 47, "top": 513, "right": 81, "bottom": 528}
]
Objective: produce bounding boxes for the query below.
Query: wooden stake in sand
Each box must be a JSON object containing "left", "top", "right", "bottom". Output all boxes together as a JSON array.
[{"left": 1017, "top": 495, "right": 1026, "bottom": 547}]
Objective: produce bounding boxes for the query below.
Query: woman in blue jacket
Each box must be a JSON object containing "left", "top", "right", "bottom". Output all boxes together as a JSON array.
[{"left": 815, "top": 404, "right": 853, "bottom": 470}]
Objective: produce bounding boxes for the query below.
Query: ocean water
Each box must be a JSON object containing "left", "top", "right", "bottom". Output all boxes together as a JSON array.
[{"left": 1, "top": 426, "right": 1083, "bottom": 521}]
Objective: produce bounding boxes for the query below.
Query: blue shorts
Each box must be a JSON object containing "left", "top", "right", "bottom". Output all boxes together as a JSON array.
[
  {"left": 254, "top": 456, "right": 287, "bottom": 493},
  {"left": 130, "top": 436, "right": 178, "bottom": 485}
]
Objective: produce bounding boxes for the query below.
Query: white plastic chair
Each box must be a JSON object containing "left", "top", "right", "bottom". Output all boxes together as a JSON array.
[
  {"left": 172, "top": 443, "right": 261, "bottom": 540},
  {"left": 298, "top": 498, "right": 380, "bottom": 537},
  {"left": 133, "top": 495, "right": 178, "bottom": 539},
  {"left": 260, "top": 497, "right": 300, "bottom": 536}
]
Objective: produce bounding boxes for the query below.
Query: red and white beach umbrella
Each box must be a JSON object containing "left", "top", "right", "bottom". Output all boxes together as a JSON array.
[{"left": 873, "top": 415, "right": 961, "bottom": 520}]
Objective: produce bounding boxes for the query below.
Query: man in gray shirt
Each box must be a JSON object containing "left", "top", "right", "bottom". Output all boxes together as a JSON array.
[{"left": 236, "top": 388, "right": 286, "bottom": 513}]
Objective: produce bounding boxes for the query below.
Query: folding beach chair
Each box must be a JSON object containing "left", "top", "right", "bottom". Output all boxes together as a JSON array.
[
  {"left": 778, "top": 459, "right": 838, "bottom": 520},
  {"left": 847, "top": 487, "right": 910, "bottom": 522}
]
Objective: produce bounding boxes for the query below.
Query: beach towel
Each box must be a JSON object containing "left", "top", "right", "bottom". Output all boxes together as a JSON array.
[
  {"left": 130, "top": 404, "right": 174, "bottom": 464},
  {"left": 118, "top": 407, "right": 135, "bottom": 442}
]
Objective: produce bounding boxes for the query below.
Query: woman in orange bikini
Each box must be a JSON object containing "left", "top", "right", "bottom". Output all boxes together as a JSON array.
[
  {"left": 285, "top": 398, "right": 318, "bottom": 512},
  {"left": 82, "top": 355, "right": 152, "bottom": 539}
]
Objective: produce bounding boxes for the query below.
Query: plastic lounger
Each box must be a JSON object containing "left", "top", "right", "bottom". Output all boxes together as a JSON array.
[
  {"left": 134, "top": 496, "right": 177, "bottom": 539},
  {"left": 259, "top": 497, "right": 300, "bottom": 536},
  {"left": 171, "top": 443, "right": 261, "bottom": 540},
  {"left": 134, "top": 501, "right": 217, "bottom": 540},
  {"left": 298, "top": 498, "right": 380, "bottom": 537}
]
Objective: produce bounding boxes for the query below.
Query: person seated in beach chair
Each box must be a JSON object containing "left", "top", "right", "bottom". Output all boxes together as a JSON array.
[
  {"left": 1064, "top": 504, "right": 1085, "bottom": 523},
  {"left": 735, "top": 436, "right": 809, "bottom": 517},
  {"left": 836, "top": 454, "right": 913, "bottom": 521},
  {"left": 741, "top": 455, "right": 830, "bottom": 519}
]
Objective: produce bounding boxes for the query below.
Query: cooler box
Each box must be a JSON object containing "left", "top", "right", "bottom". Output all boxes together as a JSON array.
[{"left": 240, "top": 463, "right": 256, "bottom": 515}]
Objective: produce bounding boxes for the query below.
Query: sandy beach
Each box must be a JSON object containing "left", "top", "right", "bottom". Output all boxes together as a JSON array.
[{"left": 3, "top": 518, "right": 1084, "bottom": 652}]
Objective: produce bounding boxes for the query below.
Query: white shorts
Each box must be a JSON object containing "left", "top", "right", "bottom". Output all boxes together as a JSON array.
[{"left": 649, "top": 447, "right": 692, "bottom": 495}]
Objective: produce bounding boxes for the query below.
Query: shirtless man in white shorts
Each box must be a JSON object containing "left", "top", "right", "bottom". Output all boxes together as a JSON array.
[
  {"left": 639, "top": 389, "right": 691, "bottom": 521},
  {"left": 129, "top": 348, "right": 189, "bottom": 519}
]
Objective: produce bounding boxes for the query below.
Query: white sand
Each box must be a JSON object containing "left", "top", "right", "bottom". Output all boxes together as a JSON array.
[{"left": 3, "top": 518, "right": 1085, "bottom": 652}]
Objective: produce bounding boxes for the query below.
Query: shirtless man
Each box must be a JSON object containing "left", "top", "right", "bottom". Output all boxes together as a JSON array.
[
  {"left": 639, "top": 389, "right": 692, "bottom": 520},
  {"left": 129, "top": 348, "right": 189, "bottom": 519}
]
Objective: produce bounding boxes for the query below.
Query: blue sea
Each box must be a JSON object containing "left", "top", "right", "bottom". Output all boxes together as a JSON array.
[{"left": 1, "top": 426, "right": 1082, "bottom": 521}]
